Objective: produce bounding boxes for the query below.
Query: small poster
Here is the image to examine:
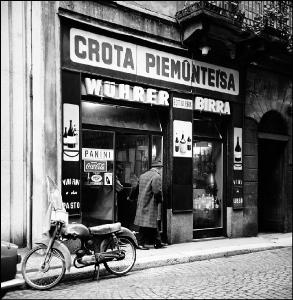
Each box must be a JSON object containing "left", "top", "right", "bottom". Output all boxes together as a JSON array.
[
  {"left": 173, "top": 120, "right": 192, "bottom": 158},
  {"left": 173, "top": 97, "right": 193, "bottom": 110},
  {"left": 104, "top": 173, "right": 113, "bottom": 185},
  {"left": 63, "top": 104, "right": 79, "bottom": 161},
  {"left": 84, "top": 161, "right": 107, "bottom": 172},
  {"left": 233, "top": 127, "right": 243, "bottom": 170}
]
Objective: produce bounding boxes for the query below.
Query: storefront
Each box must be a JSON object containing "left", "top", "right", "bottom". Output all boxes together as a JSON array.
[{"left": 60, "top": 17, "right": 243, "bottom": 243}]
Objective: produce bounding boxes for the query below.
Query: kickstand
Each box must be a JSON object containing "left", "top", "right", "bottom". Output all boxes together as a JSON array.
[{"left": 93, "top": 263, "right": 100, "bottom": 282}]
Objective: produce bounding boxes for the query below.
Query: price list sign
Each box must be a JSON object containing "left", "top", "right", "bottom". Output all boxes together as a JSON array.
[{"left": 232, "top": 170, "right": 243, "bottom": 209}]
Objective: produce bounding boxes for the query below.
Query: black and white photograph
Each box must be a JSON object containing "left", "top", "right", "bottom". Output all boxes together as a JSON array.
[{"left": 1, "top": 1, "right": 292, "bottom": 299}]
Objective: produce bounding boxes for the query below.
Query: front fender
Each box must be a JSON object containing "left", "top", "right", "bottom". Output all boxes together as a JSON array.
[
  {"left": 117, "top": 227, "right": 139, "bottom": 248},
  {"left": 35, "top": 238, "right": 71, "bottom": 272}
]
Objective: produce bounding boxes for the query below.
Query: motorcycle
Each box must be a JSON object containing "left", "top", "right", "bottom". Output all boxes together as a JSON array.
[{"left": 21, "top": 177, "right": 138, "bottom": 290}]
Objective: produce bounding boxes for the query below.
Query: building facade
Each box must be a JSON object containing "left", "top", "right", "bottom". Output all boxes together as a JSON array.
[{"left": 1, "top": 1, "right": 292, "bottom": 248}]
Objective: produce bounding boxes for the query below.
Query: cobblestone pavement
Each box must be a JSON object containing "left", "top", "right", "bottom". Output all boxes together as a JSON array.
[{"left": 3, "top": 247, "right": 292, "bottom": 299}]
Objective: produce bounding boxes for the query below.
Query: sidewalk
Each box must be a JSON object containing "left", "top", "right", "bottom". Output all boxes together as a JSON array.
[{"left": 2, "top": 232, "right": 292, "bottom": 290}]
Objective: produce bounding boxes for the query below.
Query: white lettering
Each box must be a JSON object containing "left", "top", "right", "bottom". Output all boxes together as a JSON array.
[
  {"left": 195, "top": 97, "right": 204, "bottom": 111},
  {"left": 85, "top": 78, "right": 102, "bottom": 96},
  {"left": 103, "top": 81, "right": 116, "bottom": 98},
  {"left": 194, "top": 97, "right": 230, "bottom": 115},
  {"left": 146, "top": 88, "right": 157, "bottom": 104},
  {"left": 84, "top": 77, "right": 169, "bottom": 107},
  {"left": 133, "top": 86, "right": 145, "bottom": 102},
  {"left": 208, "top": 99, "right": 216, "bottom": 112},
  {"left": 118, "top": 84, "right": 130, "bottom": 100},
  {"left": 158, "top": 90, "right": 169, "bottom": 106},
  {"left": 223, "top": 102, "right": 231, "bottom": 114}
]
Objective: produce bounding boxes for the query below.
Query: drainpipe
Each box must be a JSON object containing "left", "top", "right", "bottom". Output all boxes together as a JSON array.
[{"left": 27, "top": 0, "right": 33, "bottom": 249}]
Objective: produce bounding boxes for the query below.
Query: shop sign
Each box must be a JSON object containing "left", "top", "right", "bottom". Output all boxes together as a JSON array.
[
  {"left": 83, "top": 77, "right": 169, "bottom": 106},
  {"left": 82, "top": 148, "right": 114, "bottom": 161},
  {"left": 91, "top": 174, "right": 103, "bottom": 184},
  {"left": 62, "top": 177, "right": 81, "bottom": 215},
  {"left": 173, "top": 97, "right": 193, "bottom": 110},
  {"left": 84, "top": 160, "right": 107, "bottom": 172},
  {"left": 194, "top": 97, "right": 230, "bottom": 115},
  {"left": 173, "top": 120, "right": 192, "bottom": 158},
  {"left": 70, "top": 28, "right": 239, "bottom": 95}
]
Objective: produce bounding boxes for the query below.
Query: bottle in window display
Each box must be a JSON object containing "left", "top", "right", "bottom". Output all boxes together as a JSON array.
[
  {"left": 187, "top": 136, "right": 192, "bottom": 151},
  {"left": 67, "top": 120, "right": 75, "bottom": 148},
  {"left": 234, "top": 136, "right": 242, "bottom": 162},
  {"left": 63, "top": 127, "right": 68, "bottom": 147},
  {"left": 73, "top": 124, "right": 78, "bottom": 147},
  {"left": 179, "top": 133, "right": 187, "bottom": 154},
  {"left": 175, "top": 133, "right": 179, "bottom": 152}
]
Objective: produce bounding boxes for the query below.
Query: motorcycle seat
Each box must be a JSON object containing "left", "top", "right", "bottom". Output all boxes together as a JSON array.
[{"left": 90, "top": 222, "right": 121, "bottom": 235}]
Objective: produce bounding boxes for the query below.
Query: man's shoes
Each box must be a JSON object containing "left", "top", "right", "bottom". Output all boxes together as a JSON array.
[
  {"left": 137, "top": 245, "right": 150, "bottom": 250},
  {"left": 154, "top": 242, "right": 168, "bottom": 249}
]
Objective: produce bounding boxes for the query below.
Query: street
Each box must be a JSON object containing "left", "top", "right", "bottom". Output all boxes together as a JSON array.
[{"left": 3, "top": 247, "right": 292, "bottom": 299}]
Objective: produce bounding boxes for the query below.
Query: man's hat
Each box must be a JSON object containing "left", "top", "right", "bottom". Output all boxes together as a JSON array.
[{"left": 152, "top": 160, "right": 163, "bottom": 167}]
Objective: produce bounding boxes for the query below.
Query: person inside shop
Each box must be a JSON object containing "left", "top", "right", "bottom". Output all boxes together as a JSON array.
[
  {"left": 116, "top": 164, "right": 138, "bottom": 229},
  {"left": 134, "top": 160, "right": 167, "bottom": 250},
  {"left": 126, "top": 173, "right": 139, "bottom": 231},
  {"left": 115, "top": 163, "right": 127, "bottom": 227}
]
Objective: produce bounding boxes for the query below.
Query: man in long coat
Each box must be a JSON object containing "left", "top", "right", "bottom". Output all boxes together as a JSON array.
[{"left": 134, "top": 162, "right": 167, "bottom": 249}]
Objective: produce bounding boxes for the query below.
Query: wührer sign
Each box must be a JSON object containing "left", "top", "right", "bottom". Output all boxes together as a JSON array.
[{"left": 70, "top": 28, "right": 239, "bottom": 95}]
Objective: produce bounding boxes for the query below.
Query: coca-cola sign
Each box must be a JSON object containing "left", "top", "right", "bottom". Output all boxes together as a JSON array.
[{"left": 84, "top": 160, "right": 107, "bottom": 172}]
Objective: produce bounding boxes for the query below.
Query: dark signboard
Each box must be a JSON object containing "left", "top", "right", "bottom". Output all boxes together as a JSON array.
[
  {"left": 232, "top": 170, "right": 243, "bottom": 210},
  {"left": 62, "top": 161, "right": 81, "bottom": 215}
]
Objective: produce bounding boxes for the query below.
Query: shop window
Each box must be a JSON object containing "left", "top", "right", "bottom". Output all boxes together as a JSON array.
[
  {"left": 193, "top": 119, "right": 223, "bottom": 230},
  {"left": 115, "top": 134, "right": 149, "bottom": 229},
  {"left": 152, "top": 135, "right": 163, "bottom": 165},
  {"left": 116, "top": 134, "right": 149, "bottom": 186},
  {"left": 81, "top": 129, "right": 115, "bottom": 226}
]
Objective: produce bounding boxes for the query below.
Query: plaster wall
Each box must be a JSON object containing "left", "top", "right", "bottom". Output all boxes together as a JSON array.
[
  {"left": 1, "top": 1, "right": 29, "bottom": 246},
  {"left": 167, "top": 209, "right": 193, "bottom": 244},
  {"left": 58, "top": 1, "right": 181, "bottom": 47}
]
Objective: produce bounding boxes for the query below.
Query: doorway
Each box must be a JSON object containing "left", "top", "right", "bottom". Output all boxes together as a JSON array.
[
  {"left": 258, "top": 138, "right": 286, "bottom": 232},
  {"left": 258, "top": 110, "right": 288, "bottom": 233}
]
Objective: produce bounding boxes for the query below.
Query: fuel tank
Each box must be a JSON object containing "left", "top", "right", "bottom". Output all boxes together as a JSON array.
[{"left": 66, "top": 223, "right": 90, "bottom": 238}]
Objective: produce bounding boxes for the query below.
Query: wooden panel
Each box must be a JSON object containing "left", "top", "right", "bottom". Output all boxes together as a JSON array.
[
  {"left": 172, "top": 184, "right": 193, "bottom": 212},
  {"left": 243, "top": 155, "right": 258, "bottom": 169},
  {"left": 62, "top": 70, "right": 80, "bottom": 104},
  {"left": 173, "top": 158, "right": 192, "bottom": 185}
]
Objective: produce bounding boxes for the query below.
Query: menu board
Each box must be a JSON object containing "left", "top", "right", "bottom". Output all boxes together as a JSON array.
[{"left": 232, "top": 170, "right": 243, "bottom": 210}]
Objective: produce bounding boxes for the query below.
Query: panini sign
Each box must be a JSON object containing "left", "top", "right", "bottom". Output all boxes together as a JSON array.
[
  {"left": 82, "top": 148, "right": 114, "bottom": 161},
  {"left": 70, "top": 28, "right": 239, "bottom": 95}
]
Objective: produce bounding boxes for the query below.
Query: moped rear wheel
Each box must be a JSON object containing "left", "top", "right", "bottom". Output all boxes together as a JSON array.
[
  {"left": 22, "top": 245, "right": 66, "bottom": 290},
  {"left": 104, "top": 237, "right": 136, "bottom": 276}
]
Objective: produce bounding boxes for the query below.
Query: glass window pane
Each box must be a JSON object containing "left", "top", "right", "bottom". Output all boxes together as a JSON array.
[
  {"left": 115, "top": 134, "right": 149, "bottom": 229},
  {"left": 193, "top": 140, "right": 223, "bottom": 230},
  {"left": 81, "top": 130, "right": 115, "bottom": 226},
  {"left": 116, "top": 134, "right": 149, "bottom": 185},
  {"left": 193, "top": 119, "right": 222, "bottom": 140},
  {"left": 152, "top": 135, "right": 163, "bottom": 165}
]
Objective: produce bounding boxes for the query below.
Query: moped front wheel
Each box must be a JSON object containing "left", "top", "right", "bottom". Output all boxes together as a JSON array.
[
  {"left": 22, "top": 245, "right": 66, "bottom": 290},
  {"left": 104, "top": 237, "right": 136, "bottom": 276}
]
